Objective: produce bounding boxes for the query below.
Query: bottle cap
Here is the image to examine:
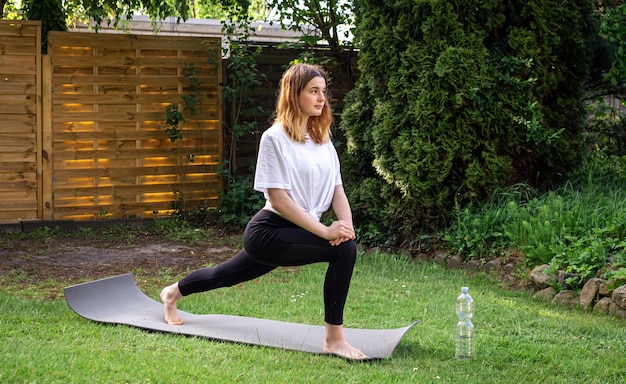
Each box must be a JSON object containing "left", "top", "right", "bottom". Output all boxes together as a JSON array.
[{"left": 461, "top": 287, "right": 469, "bottom": 293}]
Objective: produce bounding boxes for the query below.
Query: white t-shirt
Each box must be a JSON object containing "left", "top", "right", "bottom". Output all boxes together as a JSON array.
[{"left": 254, "top": 123, "right": 342, "bottom": 221}]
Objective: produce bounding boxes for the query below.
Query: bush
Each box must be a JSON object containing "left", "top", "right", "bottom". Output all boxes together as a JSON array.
[
  {"left": 216, "top": 170, "right": 265, "bottom": 230},
  {"left": 343, "top": 0, "right": 597, "bottom": 245}
]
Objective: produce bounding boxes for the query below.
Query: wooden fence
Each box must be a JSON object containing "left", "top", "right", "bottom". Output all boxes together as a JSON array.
[
  {"left": 0, "top": 20, "right": 222, "bottom": 223},
  {"left": 0, "top": 20, "right": 356, "bottom": 224},
  {"left": 0, "top": 21, "right": 41, "bottom": 222},
  {"left": 44, "top": 32, "right": 222, "bottom": 221}
]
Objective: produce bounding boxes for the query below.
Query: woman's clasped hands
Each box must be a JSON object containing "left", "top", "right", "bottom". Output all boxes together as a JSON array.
[{"left": 327, "top": 220, "right": 355, "bottom": 246}]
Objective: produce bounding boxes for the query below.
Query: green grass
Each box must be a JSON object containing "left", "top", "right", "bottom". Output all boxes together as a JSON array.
[{"left": 2, "top": 252, "right": 625, "bottom": 383}]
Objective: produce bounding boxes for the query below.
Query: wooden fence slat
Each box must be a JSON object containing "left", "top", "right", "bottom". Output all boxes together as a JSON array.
[
  {"left": 0, "top": 22, "right": 39, "bottom": 37},
  {"left": 0, "top": 209, "right": 38, "bottom": 218},
  {"left": 52, "top": 56, "right": 218, "bottom": 68},
  {"left": 51, "top": 74, "right": 218, "bottom": 86},
  {"left": 0, "top": 104, "right": 36, "bottom": 115},
  {"left": 54, "top": 163, "right": 219, "bottom": 179},
  {"left": 53, "top": 180, "right": 220, "bottom": 199},
  {"left": 52, "top": 111, "right": 219, "bottom": 122},
  {"left": 49, "top": 32, "right": 220, "bottom": 51},
  {"left": 51, "top": 173, "right": 219, "bottom": 188},
  {"left": 0, "top": 180, "right": 38, "bottom": 190},
  {"left": 53, "top": 128, "right": 220, "bottom": 142},
  {"left": 0, "top": 56, "right": 37, "bottom": 74},
  {"left": 0, "top": 84, "right": 37, "bottom": 95},
  {"left": 50, "top": 199, "right": 217, "bottom": 219},
  {"left": 54, "top": 93, "right": 219, "bottom": 104},
  {"left": 53, "top": 102, "right": 219, "bottom": 114},
  {"left": 0, "top": 152, "right": 36, "bottom": 162},
  {"left": 53, "top": 103, "right": 217, "bottom": 114},
  {"left": 0, "top": 43, "right": 38, "bottom": 55},
  {"left": 0, "top": 34, "right": 38, "bottom": 42},
  {"left": 0, "top": 162, "right": 36, "bottom": 172}
]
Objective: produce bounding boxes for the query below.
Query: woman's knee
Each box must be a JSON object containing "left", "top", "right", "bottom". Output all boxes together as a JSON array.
[{"left": 336, "top": 239, "right": 357, "bottom": 260}]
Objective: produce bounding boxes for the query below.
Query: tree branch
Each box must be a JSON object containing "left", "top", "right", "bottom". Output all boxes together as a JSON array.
[{"left": 0, "top": 0, "right": 8, "bottom": 17}]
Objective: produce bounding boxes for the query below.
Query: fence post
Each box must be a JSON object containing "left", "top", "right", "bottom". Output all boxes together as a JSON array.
[
  {"left": 35, "top": 24, "right": 43, "bottom": 220},
  {"left": 41, "top": 54, "right": 53, "bottom": 220}
]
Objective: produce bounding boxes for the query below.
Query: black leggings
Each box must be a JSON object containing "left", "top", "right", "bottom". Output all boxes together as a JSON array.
[{"left": 177, "top": 209, "right": 357, "bottom": 325}]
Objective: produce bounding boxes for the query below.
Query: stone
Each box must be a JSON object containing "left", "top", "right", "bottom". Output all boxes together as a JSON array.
[
  {"left": 414, "top": 253, "right": 430, "bottom": 262},
  {"left": 534, "top": 287, "right": 556, "bottom": 302},
  {"left": 433, "top": 253, "right": 447, "bottom": 266},
  {"left": 552, "top": 290, "right": 579, "bottom": 309},
  {"left": 593, "top": 297, "right": 612, "bottom": 315},
  {"left": 609, "top": 302, "right": 626, "bottom": 319},
  {"left": 530, "top": 264, "right": 552, "bottom": 289},
  {"left": 447, "top": 255, "right": 464, "bottom": 270},
  {"left": 598, "top": 282, "right": 611, "bottom": 297},
  {"left": 464, "top": 259, "right": 481, "bottom": 272},
  {"left": 579, "top": 278, "right": 603, "bottom": 311},
  {"left": 484, "top": 259, "right": 501, "bottom": 274},
  {"left": 503, "top": 263, "right": 516, "bottom": 274},
  {"left": 611, "top": 285, "right": 626, "bottom": 310}
]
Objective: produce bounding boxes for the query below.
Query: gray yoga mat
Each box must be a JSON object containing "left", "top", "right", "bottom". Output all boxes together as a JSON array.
[{"left": 64, "top": 273, "right": 418, "bottom": 359}]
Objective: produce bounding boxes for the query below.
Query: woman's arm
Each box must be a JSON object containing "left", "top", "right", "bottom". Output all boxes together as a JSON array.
[
  {"left": 267, "top": 188, "right": 355, "bottom": 243},
  {"left": 329, "top": 184, "right": 354, "bottom": 246},
  {"left": 330, "top": 184, "right": 353, "bottom": 226}
]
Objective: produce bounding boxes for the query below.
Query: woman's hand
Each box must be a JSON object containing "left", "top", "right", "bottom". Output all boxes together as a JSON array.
[
  {"left": 329, "top": 237, "right": 351, "bottom": 246},
  {"left": 327, "top": 220, "right": 355, "bottom": 246}
]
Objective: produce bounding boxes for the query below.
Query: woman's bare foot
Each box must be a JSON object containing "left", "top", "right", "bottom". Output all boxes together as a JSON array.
[
  {"left": 323, "top": 323, "right": 368, "bottom": 360},
  {"left": 160, "top": 282, "right": 184, "bottom": 325}
]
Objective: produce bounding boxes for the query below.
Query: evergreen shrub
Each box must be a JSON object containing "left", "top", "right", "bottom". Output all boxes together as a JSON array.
[{"left": 342, "top": 0, "right": 596, "bottom": 245}]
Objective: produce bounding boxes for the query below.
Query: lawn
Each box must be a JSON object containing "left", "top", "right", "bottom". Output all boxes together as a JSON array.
[{"left": 1, "top": 251, "right": 625, "bottom": 383}]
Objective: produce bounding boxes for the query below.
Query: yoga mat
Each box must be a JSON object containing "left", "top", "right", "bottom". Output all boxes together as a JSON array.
[{"left": 64, "top": 273, "right": 418, "bottom": 359}]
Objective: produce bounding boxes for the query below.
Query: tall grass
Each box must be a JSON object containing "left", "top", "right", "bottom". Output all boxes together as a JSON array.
[
  {"left": 2, "top": 252, "right": 626, "bottom": 383},
  {"left": 442, "top": 170, "right": 626, "bottom": 289}
]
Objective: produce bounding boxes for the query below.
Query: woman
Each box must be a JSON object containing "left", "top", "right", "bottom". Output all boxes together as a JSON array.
[{"left": 160, "top": 63, "right": 366, "bottom": 360}]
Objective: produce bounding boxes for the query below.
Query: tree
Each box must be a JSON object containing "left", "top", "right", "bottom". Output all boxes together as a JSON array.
[
  {"left": 342, "top": 0, "right": 597, "bottom": 245},
  {"left": 268, "top": 0, "right": 353, "bottom": 56},
  {"left": 267, "top": 0, "right": 358, "bottom": 86},
  {"left": 67, "top": 0, "right": 191, "bottom": 29},
  {"left": 9, "top": 1, "right": 255, "bottom": 29},
  {"left": 22, "top": 0, "right": 67, "bottom": 53}
]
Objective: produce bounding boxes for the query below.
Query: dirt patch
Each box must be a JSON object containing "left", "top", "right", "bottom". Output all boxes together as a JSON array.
[
  {"left": 0, "top": 232, "right": 239, "bottom": 288},
  {"left": 0, "top": 228, "right": 529, "bottom": 299}
]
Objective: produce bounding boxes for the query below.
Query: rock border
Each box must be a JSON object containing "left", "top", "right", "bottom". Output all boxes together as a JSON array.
[
  {"left": 530, "top": 264, "right": 626, "bottom": 319},
  {"left": 412, "top": 249, "right": 626, "bottom": 321}
]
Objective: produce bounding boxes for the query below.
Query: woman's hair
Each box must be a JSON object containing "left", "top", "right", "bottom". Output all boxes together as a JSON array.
[{"left": 274, "top": 63, "right": 333, "bottom": 144}]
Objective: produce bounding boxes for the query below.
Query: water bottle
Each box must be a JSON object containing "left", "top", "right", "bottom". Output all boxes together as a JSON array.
[{"left": 455, "top": 286, "right": 475, "bottom": 359}]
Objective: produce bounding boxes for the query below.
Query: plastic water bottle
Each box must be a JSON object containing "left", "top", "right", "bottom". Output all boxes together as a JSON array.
[{"left": 455, "top": 286, "right": 475, "bottom": 359}]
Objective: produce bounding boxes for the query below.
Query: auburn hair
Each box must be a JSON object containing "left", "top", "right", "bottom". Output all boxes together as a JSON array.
[{"left": 273, "top": 63, "right": 333, "bottom": 144}]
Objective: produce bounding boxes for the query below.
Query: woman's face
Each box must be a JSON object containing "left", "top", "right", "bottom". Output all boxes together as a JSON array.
[{"left": 298, "top": 76, "right": 326, "bottom": 118}]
